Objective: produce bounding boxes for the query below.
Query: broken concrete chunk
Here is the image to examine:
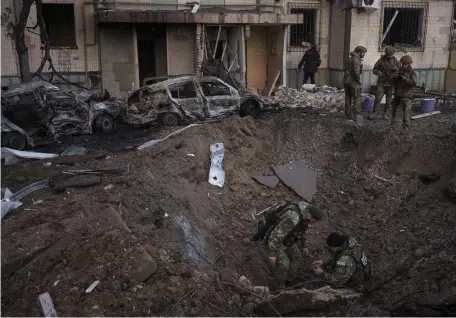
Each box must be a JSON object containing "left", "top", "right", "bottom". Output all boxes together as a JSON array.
[
  {"left": 219, "top": 267, "right": 240, "bottom": 284},
  {"left": 49, "top": 174, "right": 102, "bottom": 192},
  {"left": 133, "top": 252, "right": 158, "bottom": 282},
  {"left": 255, "top": 286, "right": 360, "bottom": 316},
  {"left": 38, "top": 292, "right": 58, "bottom": 317},
  {"left": 274, "top": 161, "right": 317, "bottom": 202},
  {"left": 252, "top": 175, "right": 280, "bottom": 188}
]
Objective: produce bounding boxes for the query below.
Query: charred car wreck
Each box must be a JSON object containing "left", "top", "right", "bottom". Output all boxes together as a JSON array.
[
  {"left": 122, "top": 75, "right": 266, "bottom": 126},
  {"left": 1, "top": 76, "right": 123, "bottom": 150}
]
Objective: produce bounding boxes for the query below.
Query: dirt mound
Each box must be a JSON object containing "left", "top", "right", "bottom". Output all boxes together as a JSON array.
[{"left": 2, "top": 112, "right": 456, "bottom": 316}]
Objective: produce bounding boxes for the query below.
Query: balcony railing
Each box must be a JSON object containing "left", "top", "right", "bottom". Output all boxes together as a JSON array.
[{"left": 97, "top": 0, "right": 285, "bottom": 13}]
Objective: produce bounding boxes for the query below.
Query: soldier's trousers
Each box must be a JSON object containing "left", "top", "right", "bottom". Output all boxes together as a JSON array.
[
  {"left": 272, "top": 243, "right": 303, "bottom": 287},
  {"left": 391, "top": 96, "right": 412, "bottom": 127},
  {"left": 344, "top": 83, "right": 361, "bottom": 119},
  {"left": 373, "top": 85, "right": 393, "bottom": 114}
]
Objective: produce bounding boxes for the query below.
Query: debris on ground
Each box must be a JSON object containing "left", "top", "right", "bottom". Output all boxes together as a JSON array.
[
  {"left": 49, "top": 174, "right": 102, "bottom": 192},
  {"left": 38, "top": 292, "right": 58, "bottom": 317},
  {"left": 255, "top": 286, "right": 361, "bottom": 316},
  {"left": 263, "top": 85, "right": 345, "bottom": 110},
  {"left": 208, "top": 142, "right": 225, "bottom": 187},
  {"left": 274, "top": 161, "right": 317, "bottom": 202},
  {"left": 252, "top": 175, "right": 280, "bottom": 188},
  {"left": 1, "top": 179, "right": 49, "bottom": 219}
]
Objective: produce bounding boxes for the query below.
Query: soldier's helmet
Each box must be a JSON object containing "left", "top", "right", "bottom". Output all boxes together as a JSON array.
[
  {"left": 354, "top": 46, "right": 367, "bottom": 53},
  {"left": 400, "top": 55, "right": 413, "bottom": 64},
  {"left": 297, "top": 202, "right": 323, "bottom": 220},
  {"left": 385, "top": 46, "right": 396, "bottom": 55}
]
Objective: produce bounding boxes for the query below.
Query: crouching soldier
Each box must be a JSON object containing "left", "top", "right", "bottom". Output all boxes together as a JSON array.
[
  {"left": 252, "top": 201, "right": 323, "bottom": 290},
  {"left": 390, "top": 55, "right": 417, "bottom": 129},
  {"left": 312, "top": 232, "right": 373, "bottom": 292}
]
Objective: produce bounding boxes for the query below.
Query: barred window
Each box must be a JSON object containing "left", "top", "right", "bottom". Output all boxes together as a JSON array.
[
  {"left": 288, "top": 3, "right": 320, "bottom": 52},
  {"left": 380, "top": 2, "right": 428, "bottom": 52}
]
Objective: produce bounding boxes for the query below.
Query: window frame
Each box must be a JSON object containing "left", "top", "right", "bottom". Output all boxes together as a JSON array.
[
  {"left": 287, "top": 2, "right": 321, "bottom": 53},
  {"left": 168, "top": 81, "right": 198, "bottom": 99},
  {"left": 42, "top": 3, "right": 77, "bottom": 49},
  {"left": 198, "top": 80, "right": 232, "bottom": 97},
  {"left": 379, "top": 1, "right": 428, "bottom": 52}
]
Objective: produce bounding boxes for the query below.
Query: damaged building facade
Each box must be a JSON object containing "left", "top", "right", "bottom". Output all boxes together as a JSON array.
[{"left": 0, "top": 0, "right": 454, "bottom": 95}]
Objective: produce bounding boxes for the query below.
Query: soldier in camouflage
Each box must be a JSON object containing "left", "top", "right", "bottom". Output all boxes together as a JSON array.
[
  {"left": 372, "top": 46, "right": 401, "bottom": 119},
  {"left": 344, "top": 46, "right": 367, "bottom": 120},
  {"left": 312, "top": 232, "right": 372, "bottom": 292},
  {"left": 267, "top": 201, "right": 323, "bottom": 289},
  {"left": 389, "top": 55, "right": 417, "bottom": 129}
]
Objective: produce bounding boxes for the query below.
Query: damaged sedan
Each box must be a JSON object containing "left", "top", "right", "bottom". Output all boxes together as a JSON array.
[
  {"left": 122, "top": 76, "right": 265, "bottom": 126},
  {"left": 1, "top": 76, "right": 123, "bottom": 150}
]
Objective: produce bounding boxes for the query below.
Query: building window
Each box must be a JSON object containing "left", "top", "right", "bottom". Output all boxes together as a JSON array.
[
  {"left": 450, "top": 2, "right": 456, "bottom": 50},
  {"left": 288, "top": 3, "right": 320, "bottom": 52},
  {"left": 380, "top": 2, "right": 428, "bottom": 52},
  {"left": 42, "top": 4, "right": 77, "bottom": 48}
]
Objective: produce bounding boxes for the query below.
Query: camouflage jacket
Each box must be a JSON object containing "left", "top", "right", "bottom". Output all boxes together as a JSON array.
[
  {"left": 267, "top": 204, "right": 309, "bottom": 253},
  {"left": 322, "top": 237, "right": 369, "bottom": 290},
  {"left": 390, "top": 67, "right": 417, "bottom": 98},
  {"left": 343, "top": 51, "right": 362, "bottom": 85},
  {"left": 373, "top": 55, "right": 400, "bottom": 86}
]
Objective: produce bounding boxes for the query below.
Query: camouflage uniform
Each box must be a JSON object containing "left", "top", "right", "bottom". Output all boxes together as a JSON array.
[
  {"left": 321, "top": 236, "right": 370, "bottom": 291},
  {"left": 390, "top": 55, "right": 417, "bottom": 128},
  {"left": 372, "top": 47, "right": 401, "bottom": 117},
  {"left": 266, "top": 203, "right": 310, "bottom": 288},
  {"left": 344, "top": 47, "right": 366, "bottom": 120}
]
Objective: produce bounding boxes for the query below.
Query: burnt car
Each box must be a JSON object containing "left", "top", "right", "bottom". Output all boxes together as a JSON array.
[
  {"left": 122, "top": 76, "right": 264, "bottom": 126},
  {"left": 1, "top": 77, "right": 123, "bottom": 150}
]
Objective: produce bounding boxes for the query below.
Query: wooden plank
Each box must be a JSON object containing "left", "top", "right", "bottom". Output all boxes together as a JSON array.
[
  {"left": 267, "top": 70, "right": 281, "bottom": 96},
  {"left": 411, "top": 111, "right": 441, "bottom": 119},
  {"left": 38, "top": 292, "right": 58, "bottom": 317}
]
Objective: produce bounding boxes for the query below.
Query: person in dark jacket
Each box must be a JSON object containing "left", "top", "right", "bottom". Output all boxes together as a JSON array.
[{"left": 298, "top": 45, "right": 321, "bottom": 85}]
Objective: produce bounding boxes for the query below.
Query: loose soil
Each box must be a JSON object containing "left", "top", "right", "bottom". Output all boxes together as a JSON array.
[{"left": 2, "top": 110, "right": 456, "bottom": 316}]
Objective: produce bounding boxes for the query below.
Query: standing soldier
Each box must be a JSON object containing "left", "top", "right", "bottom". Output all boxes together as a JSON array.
[
  {"left": 372, "top": 46, "right": 400, "bottom": 119},
  {"left": 390, "top": 55, "right": 417, "bottom": 129},
  {"left": 251, "top": 201, "right": 323, "bottom": 290},
  {"left": 344, "top": 46, "right": 367, "bottom": 120}
]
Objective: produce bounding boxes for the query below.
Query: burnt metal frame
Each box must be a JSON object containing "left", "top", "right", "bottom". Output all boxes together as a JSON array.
[
  {"left": 378, "top": 1, "right": 429, "bottom": 52},
  {"left": 287, "top": 2, "right": 321, "bottom": 52}
]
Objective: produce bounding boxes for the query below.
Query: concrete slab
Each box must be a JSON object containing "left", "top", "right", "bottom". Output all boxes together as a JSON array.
[
  {"left": 252, "top": 175, "right": 280, "bottom": 188},
  {"left": 273, "top": 161, "right": 316, "bottom": 202}
]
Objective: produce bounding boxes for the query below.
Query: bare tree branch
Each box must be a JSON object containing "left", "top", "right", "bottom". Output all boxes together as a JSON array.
[{"left": 33, "top": 0, "right": 51, "bottom": 76}]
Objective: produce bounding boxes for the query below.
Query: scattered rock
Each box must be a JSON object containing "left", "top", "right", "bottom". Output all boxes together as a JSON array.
[
  {"left": 133, "top": 252, "right": 158, "bottom": 282},
  {"left": 238, "top": 276, "right": 253, "bottom": 290},
  {"left": 219, "top": 268, "right": 240, "bottom": 284},
  {"left": 243, "top": 302, "right": 256, "bottom": 314},
  {"left": 415, "top": 248, "right": 426, "bottom": 258}
]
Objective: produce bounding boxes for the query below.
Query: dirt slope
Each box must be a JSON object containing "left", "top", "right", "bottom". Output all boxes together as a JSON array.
[{"left": 2, "top": 111, "right": 456, "bottom": 316}]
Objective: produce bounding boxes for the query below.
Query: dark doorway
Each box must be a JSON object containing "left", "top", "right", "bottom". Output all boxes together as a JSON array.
[{"left": 136, "top": 25, "right": 167, "bottom": 86}]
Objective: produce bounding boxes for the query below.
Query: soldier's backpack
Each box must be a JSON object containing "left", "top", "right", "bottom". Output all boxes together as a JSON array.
[{"left": 251, "top": 203, "right": 301, "bottom": 242}]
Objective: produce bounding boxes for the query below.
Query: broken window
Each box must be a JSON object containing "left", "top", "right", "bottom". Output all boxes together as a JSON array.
[
  {"left": 42, "top": 4, "right": 77, "bottom": 48},
  {"left": 288, "top": 4, "right": 319, "bottom": 52},
  {"left": 380, "top": 2, "right": 428, "bottom": 52},
  {"left": 199, "top": 81, "right": 231, "bottom": 97},
  {"left": 169, "top": 82, "right": 197, "bottom": 99}
]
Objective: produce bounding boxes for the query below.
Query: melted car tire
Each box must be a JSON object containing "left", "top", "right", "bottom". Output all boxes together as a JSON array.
[
  {"left": 240, "top": 100, "right": 260, "bottom": 118},
  {"left": 95, "top": 113, "right": 114, "bottom": 133},
  {"left": 2, "top": 132, "right": 27, "bottom": 150},
  {"left": 159, "top": 112, "right": 179, "bottom": 127}
]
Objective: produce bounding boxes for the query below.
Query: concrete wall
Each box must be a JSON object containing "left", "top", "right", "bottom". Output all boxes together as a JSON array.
[
  {"left": 167, "top": 24, "right": 196, "bottom": 75},
  {"left": 328, "top": 2, "right": 346, "bottom": 70},
  {"left": 1, "top": 0, "right": 99, "bottom": 87},
  {"left": 100, "top": 27, "right": 135, "bottom": 99}
]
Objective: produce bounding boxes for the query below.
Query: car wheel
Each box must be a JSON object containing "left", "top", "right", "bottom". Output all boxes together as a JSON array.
[
  {"left": 240, "top": 100, "right": 260, "bottom": 118},
  {"left": 159, "top": 112, "right": 179, "bottom": 127},
  {"left": 2, "top": 132, "right": 28, "bottom": 150},
  {"left": 95, "top": 113, "right": 114, "bottom": 133}
]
